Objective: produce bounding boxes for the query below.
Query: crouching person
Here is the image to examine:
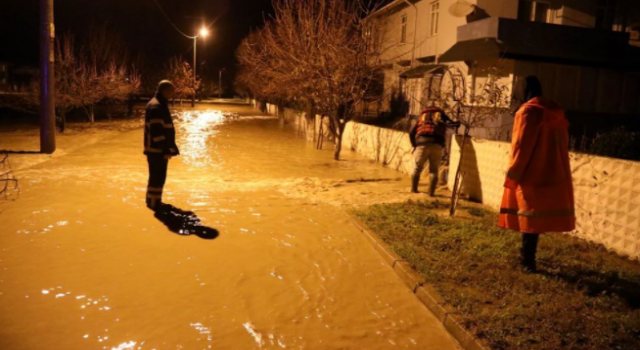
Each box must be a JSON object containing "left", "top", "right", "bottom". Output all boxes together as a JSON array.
[
  {"left": 498, "top": 76, "right": 575, "bottom": 273},
  {"left": 409, "top": 106, "right": 459, "bottom": 196}
]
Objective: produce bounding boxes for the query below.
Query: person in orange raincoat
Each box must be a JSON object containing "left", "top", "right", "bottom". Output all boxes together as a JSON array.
[{"left": 498, "top": 76, "right": 575, "bottom": 273}]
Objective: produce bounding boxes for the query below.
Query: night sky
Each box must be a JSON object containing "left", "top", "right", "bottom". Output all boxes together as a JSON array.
[{"left": 0, "top": 0, "right": 275, "bottom": 85}]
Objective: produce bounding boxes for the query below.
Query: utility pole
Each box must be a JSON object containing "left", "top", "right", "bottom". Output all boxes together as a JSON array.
[
  {"left": 39, "top": 0, "right": 56, "bottom": 153},
  {"left": 192, "top": 36, "right": 197, "bottom": 108}
]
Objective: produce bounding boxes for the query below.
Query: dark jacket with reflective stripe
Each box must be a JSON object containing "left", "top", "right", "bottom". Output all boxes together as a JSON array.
[{"left": 144, "top": 95, "right": 179, "bottom": 157}]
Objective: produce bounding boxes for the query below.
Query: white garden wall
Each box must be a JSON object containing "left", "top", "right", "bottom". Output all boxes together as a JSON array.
[
  {"left": 254, "top": 100, "right": 640, "bottom": 259},
  {"left": 256, "top": 100, "right": 334, "bottom": 142},
  {"left": 341, "top": 122, "right": 416, "bottom": 176},
  {"left": 448, "top": 136, "right": 640, "bottom": 260}
]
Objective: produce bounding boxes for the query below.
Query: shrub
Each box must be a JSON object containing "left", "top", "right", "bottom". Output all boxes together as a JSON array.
[{"left": 589, "top": 127, "right": 640, "bottom": 161}]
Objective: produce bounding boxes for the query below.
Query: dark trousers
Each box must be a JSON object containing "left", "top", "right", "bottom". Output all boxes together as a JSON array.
[
  {"left": 521, "top": 233, "right": 539, "bottom": 270},
  {"left": 146, "top": 155, "right": 168, "bottom": 208}
]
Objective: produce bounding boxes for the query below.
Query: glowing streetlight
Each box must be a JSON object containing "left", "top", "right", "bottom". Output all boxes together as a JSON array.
[{"left": 192, "top": 27, "right": 211, "bottom": 107}]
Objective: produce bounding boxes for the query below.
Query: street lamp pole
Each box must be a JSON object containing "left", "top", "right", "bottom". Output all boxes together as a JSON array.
[
  {"left": 192, "top": 36, "right": 197, "bottom": 107},
  {"left": 191, "top": 27, "right": 209, "bottom": 108},
  {"left": 218, "top": 68, "right": 225, "bottom": 99}
]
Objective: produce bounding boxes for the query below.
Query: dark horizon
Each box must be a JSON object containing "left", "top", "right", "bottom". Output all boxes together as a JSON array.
[{"left": 0, "top": 0, "right": 275, "bottom": 86}]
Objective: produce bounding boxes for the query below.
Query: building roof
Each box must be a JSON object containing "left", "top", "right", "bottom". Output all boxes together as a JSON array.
[
  {"left": 400, "top": 64, "right": 446, "bottom": 79},
  {"left": 369, "top": 0, "right": 418, "bottom": 18}
]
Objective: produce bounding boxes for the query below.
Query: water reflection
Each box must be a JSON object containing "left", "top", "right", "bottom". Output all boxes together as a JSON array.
[
  {"left": 243, "top": 322, "right": 264, "bottom": 347},
  {"left": 178, "top": 110, "right": 226, "bottom": 167},
  {"left": 111, "top": 341, "right": 137, "bottom": 350},
  {"left": 153, "top": 203, "right": 219, "bottom": 239}
]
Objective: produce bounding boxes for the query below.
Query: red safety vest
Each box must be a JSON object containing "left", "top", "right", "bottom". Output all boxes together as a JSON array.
[{"left": 416, "top": 108, "right": 447, "bottom": 139}]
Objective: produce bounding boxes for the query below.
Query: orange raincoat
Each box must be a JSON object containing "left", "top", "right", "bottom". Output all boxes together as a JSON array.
[{"left": 498, "top": 97, "right": 575, "bottom": 234}]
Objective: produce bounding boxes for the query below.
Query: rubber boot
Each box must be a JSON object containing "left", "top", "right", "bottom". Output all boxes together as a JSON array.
[
  {"left": 428, "top": 174, "right": 438, "bottom": 197},
  {"left": 520, "top": 233, "right": 539, "bottom": 273},
  {"left": 411, "top": 174, "right": 420, "bottom": 193},
  {"left": 146, "top": 197, "right": 162, "bottom": 211}
]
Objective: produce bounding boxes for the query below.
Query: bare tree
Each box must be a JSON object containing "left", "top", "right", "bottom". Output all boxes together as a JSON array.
[
  {"left": 76, "top": 58, "right": 102, "bottom": 123},
  {"left": 31, "top": 33, "right": 140, "bottom": 126},
  {"left": 46, "top": 34, "right": 84, "bottom": 129},
  {"left": 62, "top": 33, "right": 142, "bottom": 124},
  {"left": 237, "top": 0, "right": 387, "bottom": 160},
  {"left": 101, "top": 63, "right": 141, "bottom": 110},
  {"left": 86, "top": 22, "right": 130, "bottom": 72},
  {"left": 84, "top": 25, "right": 141, "bottom": 121},
  {"left": 167, "top": 57, "right": 201, "bottom": 106},
  {"left": 423, "top": 63, "right": 510, "bottom": 216}
]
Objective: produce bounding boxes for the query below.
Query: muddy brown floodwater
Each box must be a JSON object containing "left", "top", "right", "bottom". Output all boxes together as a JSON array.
[{"left": 0, "top": 105, "right": 459, "bottom": 350}]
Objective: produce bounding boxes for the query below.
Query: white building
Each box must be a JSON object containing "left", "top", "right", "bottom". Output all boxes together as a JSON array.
[{"left": 369, "top": 0, "right": 640, "bottom": 140}]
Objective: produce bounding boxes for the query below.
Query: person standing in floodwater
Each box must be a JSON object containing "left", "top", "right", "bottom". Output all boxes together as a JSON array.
[
  {"left": 498, "top": 76, "right": 575, "bottom": 273},
  {"left": 409, "top": 106, "right": 460, "bottom": 196},
  {"left": 144, "top": 80, "right": 180, "bottom": 210}
]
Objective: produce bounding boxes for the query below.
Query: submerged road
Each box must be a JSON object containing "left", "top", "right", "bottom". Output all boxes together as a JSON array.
[{"left": 0, "top": 105, "right": 459, "bottom": 350}]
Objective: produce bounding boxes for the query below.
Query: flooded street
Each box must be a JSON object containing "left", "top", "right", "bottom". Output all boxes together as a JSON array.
[{"left": 0, "top": 105, "right": 458, "bottom": 350}]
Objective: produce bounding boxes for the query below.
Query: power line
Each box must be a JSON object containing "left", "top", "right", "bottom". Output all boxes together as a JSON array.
[
  {"left": 151, "top": 0, "right": 220, "bottom": 39},
  {"left": 151, "top": 0, "right": 195, "bottom": 39}
]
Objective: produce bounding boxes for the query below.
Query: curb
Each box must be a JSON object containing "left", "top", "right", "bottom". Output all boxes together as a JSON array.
[{"left": 346, "top": 212, "right": 487, "bottom": 350}]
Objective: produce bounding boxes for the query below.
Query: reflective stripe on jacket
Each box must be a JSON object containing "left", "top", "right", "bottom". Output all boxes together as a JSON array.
[
  {"left": 498, "top": 97, "right": 575, "bottom": 233},
  {"left": 417, "top": 108, "right": 447, "bottom": 139},
  {"left": 409, "top": 108, "right": 451, "bottom": 147},
  {"left": 144, "top": 95, "right": 180, "bottom": 157}
]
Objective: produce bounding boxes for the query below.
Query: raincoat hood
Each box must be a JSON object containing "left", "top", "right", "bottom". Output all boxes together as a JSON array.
[
  {"left": 155, "top": 93, "right": 169, "bottom": 106},
  {"left": 523, "top": 97, "right": 560, "bottom": 110},
  {"left": 522, "top": 97, "right": 568, "bottom": 128}
]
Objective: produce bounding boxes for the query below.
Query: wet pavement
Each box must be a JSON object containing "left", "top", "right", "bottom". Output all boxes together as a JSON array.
[{"left": 0, "top": 105, "right": 459, "bottom": 349}]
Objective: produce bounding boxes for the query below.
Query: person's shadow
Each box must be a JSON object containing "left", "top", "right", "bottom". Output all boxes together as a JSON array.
[{"left": 153, "top": 203, "right": 219, "bottom": 240}]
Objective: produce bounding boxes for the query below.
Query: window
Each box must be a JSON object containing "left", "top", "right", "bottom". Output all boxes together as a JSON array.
[
  {"left": 596, "top": 0, "right": 618, "bottom": 30},
  {"left": 400, "top": 14, "right": 408, "bottom": 44},
  {"left": 518, "top": 0, "right": 550, "bottom": 23},
  {"left": 430, "top": 1, "right": 440, "bottom": 36}
]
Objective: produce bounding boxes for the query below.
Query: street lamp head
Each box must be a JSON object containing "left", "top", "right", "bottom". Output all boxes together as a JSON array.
[{"left": 199, "top": 28, "right": 209, "bottom": 38}]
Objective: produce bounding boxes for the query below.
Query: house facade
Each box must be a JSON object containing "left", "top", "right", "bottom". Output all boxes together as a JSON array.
[{"left": 370, "top": 0, "right": 640, "bottom": 140}]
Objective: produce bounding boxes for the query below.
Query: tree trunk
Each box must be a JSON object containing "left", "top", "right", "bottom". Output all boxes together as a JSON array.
[
  {"left": 57, "top": 110, "right": 67, "bottom": 133},
  {"left": 449, "top": 131, "right": 469, "bottom": 217},
  {"left": 127, "top": 97, "right": 134, "bottom": 116},
  {"left": 333, "top": 121, "right": 346, "bottom": 161},
  {"left": 316, "top": 116, "right": 324, "bottom": 150},
  {"left": 307, "top": 103, "right": 316, "bottom": 142}
]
